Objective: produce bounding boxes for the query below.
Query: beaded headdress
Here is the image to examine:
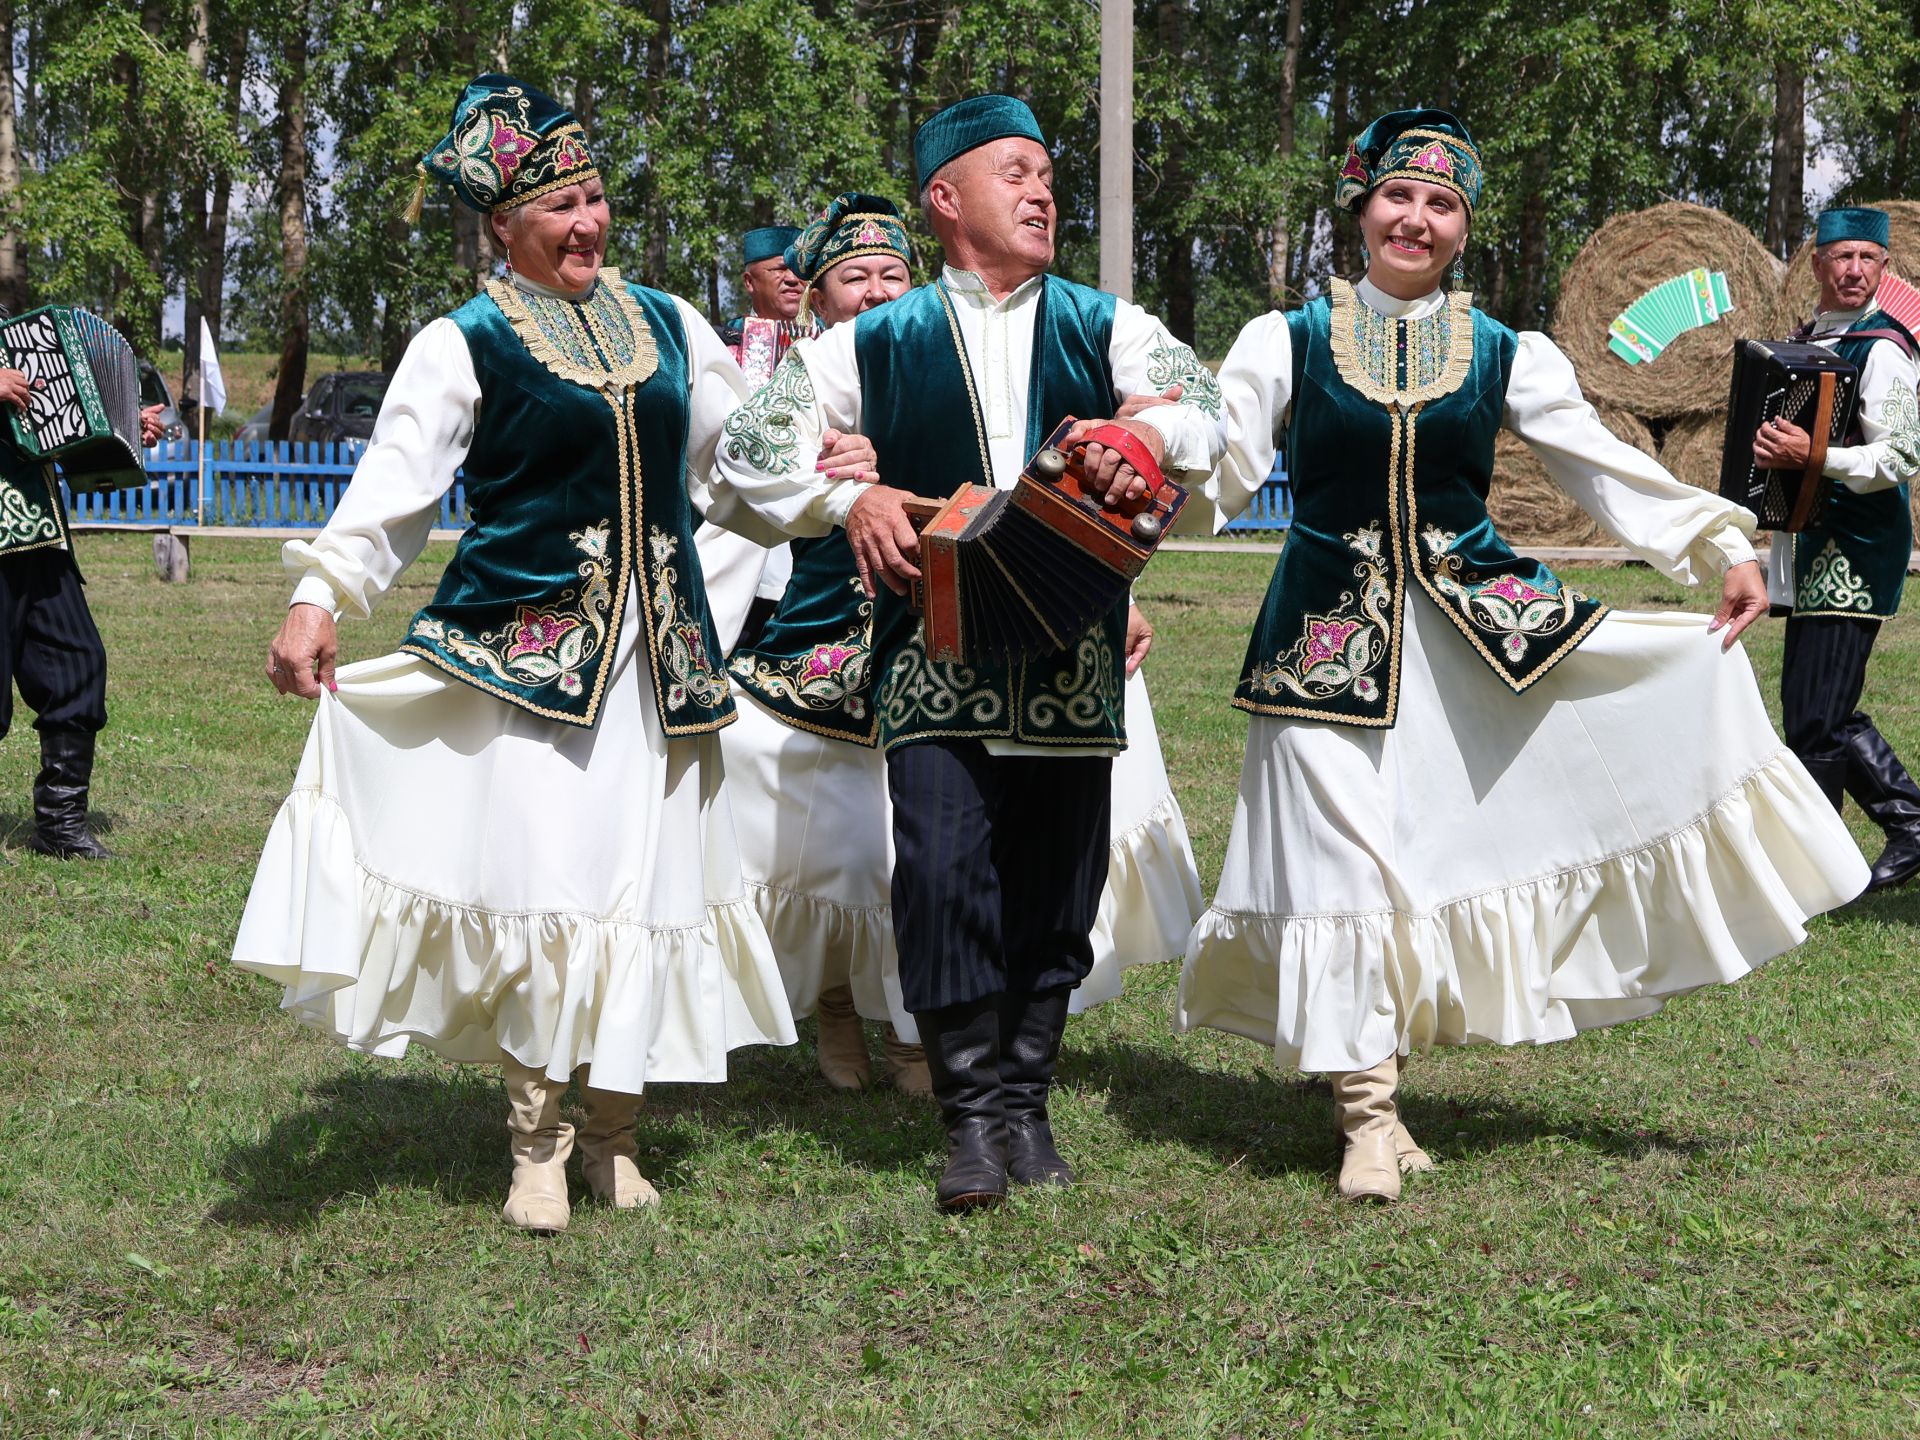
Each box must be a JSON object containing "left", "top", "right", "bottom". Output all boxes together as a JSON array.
[
  {"left": 406, "top": 74, "right": 598, "bottom": 222},
  {"left": 1335, "top": 108, "right": 1483, "bottom": 219}
]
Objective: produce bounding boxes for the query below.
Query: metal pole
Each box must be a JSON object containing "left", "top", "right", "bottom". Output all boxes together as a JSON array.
[{"left": 1098, "top": 0, "right": 1133, "bottom": 301}]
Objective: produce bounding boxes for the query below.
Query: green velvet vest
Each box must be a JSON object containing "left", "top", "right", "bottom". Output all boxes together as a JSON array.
[
  {"left": 852, "top": 276, "right": 1125, "bottom": 752},
  {"left": 1235, "top": 280, "right": 1607, "bottom": 726},
  {"left": 1788, "top": 310, "right": 1915, "bottom": 621},
  {"left": 0, "top": 438, "right": 69, "bottom": 560},
  {"left": 402, "top": 271, "right": 733, "bottom": 734},
  {"left": 728, "top": 529, "right": 879, "bottom": 743}
]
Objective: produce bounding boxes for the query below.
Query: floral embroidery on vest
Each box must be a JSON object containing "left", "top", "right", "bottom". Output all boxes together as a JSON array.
[
  {"left": 1025, "top": 627, "right": 1120, "bottom": 730},
  {"left": 1144, "top": 344, "right": 1224, "bottom": 417},
  {"left": 1882, "top": 383, "right": 1920, "bottom": 476},
  {"left": 880, "top": 635, "right": 1006, "bottom": 733},
  {"left": 648, "top": 526, "right": 730, "bottom": 710},
  {"left": 1799, "top": 537, "right": 1874, "bottom": 613},
  {"left": 723, "top": 353, "right": 815, "bottom": 472},
  {"left": 1245, "top": 522, "right": 1393, "bottom": 706},
  {"left": 1422, "top": 524, "right": 1584, "bottom": 663},
  {"left": 729, "top": 578, "right": 874, "bottom": 718},
  {"left": 1, "top": 475, "right": 61, "bottom": 549},
  {"left": 412, "top": 521, "right": 614, "bottom": 697}
]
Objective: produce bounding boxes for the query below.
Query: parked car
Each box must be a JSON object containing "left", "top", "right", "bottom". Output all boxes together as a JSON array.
[
  {"left": 288, "top": 370, "right": 389, "bottom": 445},
  {"left": 235, "top": 402, "right": 278, "bottom": 443},
  {"left": 136, "top": 359, "right": 183, "bottom": 441}
]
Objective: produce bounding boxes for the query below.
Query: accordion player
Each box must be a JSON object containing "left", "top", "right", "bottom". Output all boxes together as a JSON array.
[
  {"left": 1717, "top": 339, "right": 1860, "bottom": 531},
  {"left": 903, "top": 418, "right": 1188, "bottom": 666},
  {"left": 0, "top": 305, "right": 147, "bottom": 494}
]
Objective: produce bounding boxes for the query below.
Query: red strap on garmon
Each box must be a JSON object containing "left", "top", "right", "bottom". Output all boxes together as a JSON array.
[{"left": 1074, "top": 423, "right": 1166, "bottom": 492}]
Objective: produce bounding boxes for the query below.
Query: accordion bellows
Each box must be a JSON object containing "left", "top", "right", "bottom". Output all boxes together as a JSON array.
[
  {"left": 907, "top": 419, "right": 1188, "bottom": 665},
  {"left": 1, "top": 306, "right": 145, "bottom": 494}
]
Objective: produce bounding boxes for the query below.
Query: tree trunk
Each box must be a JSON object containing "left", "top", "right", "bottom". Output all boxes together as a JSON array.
[
  {"left": 1155, "top": 1, "right": 1194, "bottom": 341},
  {"left": 180, "top": 0, "right": 212, "bottom": 424},
  {"left": 270, "top": 15, "right": 310, "bottom": 442},
  {"left": 1764, "top": 60, "right": 1806, "bottom": 257},
  {"left": 198, "top": 28, "right": 245, "bottom": 408},
  {"left": 639, "top": 0, "right": 672, "bottom": 284},
  {"left": 0, "top": 0, "right": 26, "bottom": 313},
  {"left": 1327, "top": 0, "right": 1360, "bottom": 277},
  {"left": 1510, "top": 146, "right": 1551, "bottom": 326},
  {"left": 131, "top": 0, "right": 169, "bottom": 349},
  {"left": 1265, "top": 0, "right": 1305, "bottom": 305},
  {"left": 1893, "top": 93, "right": 1914, "bottom": 200}
]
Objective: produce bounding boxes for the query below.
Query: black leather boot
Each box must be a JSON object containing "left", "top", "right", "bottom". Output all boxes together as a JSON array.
[
  {"left": 1000, "top": 985, "right": 1073, "bottom": 1187},
  {"left": 26, "top": 730, "right": 113, "bottom": 860},
  {"left": 1846, "top": 728, "right": 1920, "bottom": 892},
  {"left": 916, "top": 996, "right": 1007, "bottom": 1212},
  {"left": 1800, "top": 756, "right": 1847, "bottom": 814}
]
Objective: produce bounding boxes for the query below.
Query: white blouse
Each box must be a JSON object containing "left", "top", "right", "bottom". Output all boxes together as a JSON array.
[
  {"left": 1211, "top": 278, "right": 1759, "bottom": 585},
  {"left": 286, "top": 274, "right": 749, "bottom": 617}
]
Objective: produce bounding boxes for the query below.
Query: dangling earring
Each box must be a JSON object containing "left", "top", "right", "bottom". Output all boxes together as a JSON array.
[
  {"left": 1360, "top": 242, "right": 1371, "bottom": 269},
  {"left": 1451, "top": 251, "right": 1465, "bottom": 289}
]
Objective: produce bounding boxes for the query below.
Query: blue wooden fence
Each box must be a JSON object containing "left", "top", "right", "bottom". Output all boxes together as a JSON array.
[{"left": 63, "top": 438, "right": 1289, "bottom": 533}]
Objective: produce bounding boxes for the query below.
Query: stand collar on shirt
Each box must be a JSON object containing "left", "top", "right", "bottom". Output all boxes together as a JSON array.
[
  {"left": 942, "top": 264, "right": 1044, "bottom": 307},
  {"left": 1808, "top": 302, "right": 1870, "bottom": 336},
  {"left": 1354, "top": 275, "right": 1446, "bottom": 319}
]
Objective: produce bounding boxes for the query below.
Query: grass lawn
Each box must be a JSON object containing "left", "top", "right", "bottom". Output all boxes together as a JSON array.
[{"left": 2, "top": 536, "right": 1916, "bottom": 1438}]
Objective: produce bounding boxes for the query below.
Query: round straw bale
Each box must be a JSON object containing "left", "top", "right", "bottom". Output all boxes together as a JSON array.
[
  {"left": 1657, "top": 411, "right": 1727, "bottom": 495},
  {"left": 1488, "top": 404, "right": 1655, "bottom": 546},
  {"left": 1552, "top": 202, "right": 1786, "bottom": 420},
  {"left": 1781, "top": 200, "right": 1920, "bottom": 323}
]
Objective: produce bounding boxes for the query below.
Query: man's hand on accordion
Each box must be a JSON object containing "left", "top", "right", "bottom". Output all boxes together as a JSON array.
[
  {"left": 268, "top": 602, "right": 340, "bottom": 698},
  {"left": 1752, "top": 416, "right": 1813, "bottom": 471},
  {"left": 0, "top": 366, "right": 37, "bottom": 413},
  {"left": 846, "top": 484, "right": 923, "bottom": 597},
  {"left": 1065, "top": 417, "right": 1168, "bottom": 506},
  {"left": 140, "top": 404, "right": 166, "bottom": 447}
]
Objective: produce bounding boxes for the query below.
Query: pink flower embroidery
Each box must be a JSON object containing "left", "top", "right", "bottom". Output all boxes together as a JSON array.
[
  {"left": 1304, "top": 618, "right": 1362, "bottom": 666},
  {"left": 552, "top": 136, "right": 590, "bottom": 173},
  {"left": 1483, "top": 575, "right": 1546, "bottom": 606},
  {"left": 1409, "top": 142, "right": 1454, "bottom": 176},
  {"left": 488, "top": 116, "right": 539, "bottom": 180},
  {"left": 854, "top": 220, "right": 888, "bottom": 246},
  {"left": 1340, "top": 145, "right": 1368, "bottom": 183},
  {"left": 803, "top": 644, "right": 856, "bottom": 680},
  {"left": 506, "top": 606, "right": 580, "bottom": 660}
]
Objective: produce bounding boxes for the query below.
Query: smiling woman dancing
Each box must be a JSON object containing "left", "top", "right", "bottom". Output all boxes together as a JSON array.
[
  {"left": 1177, "top": 109, "right": 1869, "bottom": 1202},
  {"left": 231, "top": 75, "right": 804, "bottom": 1232}
]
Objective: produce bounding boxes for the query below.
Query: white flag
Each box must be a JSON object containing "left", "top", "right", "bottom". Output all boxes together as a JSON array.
[{"left": 198, "top": 316, "right": 227, "bottom": 416}]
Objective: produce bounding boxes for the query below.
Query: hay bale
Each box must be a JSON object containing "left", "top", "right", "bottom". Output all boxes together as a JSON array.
[
  {"left": 1488, "top": 404, "right": 1655, "bottom": 546},
  {"left": 1553, "top": 202, "right": 1786, "bottom": 420},
  {"left": 1658, "top": 412, "right": 1727, "bottom": 495},
  {"left": 1781, "top": 200, "right": 1920, "bottom": 325}
]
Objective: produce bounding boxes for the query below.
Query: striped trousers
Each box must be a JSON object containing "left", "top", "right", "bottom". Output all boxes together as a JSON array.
[
  {"left": 885, "top": 739, "right": 1112, "bottom": 1014},
  {"left": 0, "top": 547, "right": 108, "bottom": 741}
]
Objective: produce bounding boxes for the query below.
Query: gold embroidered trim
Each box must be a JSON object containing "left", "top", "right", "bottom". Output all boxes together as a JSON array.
[
  {"left": 1326, "top": 278, "right": 1474, "bottom": 407},
  {"left": 937, "top": 279, "right": 997, "bottom": 487},
  {"left": 487, "top": 268, "right": 659, "bottom": 392}
]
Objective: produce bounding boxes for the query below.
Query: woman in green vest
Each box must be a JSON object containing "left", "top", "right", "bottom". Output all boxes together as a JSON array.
[
  {"left": 229, "top": 75, "right": 886, "bottom": 1233},
  {"left": 1178, "top": 109, "right": 1870, "bottom": 1203}
]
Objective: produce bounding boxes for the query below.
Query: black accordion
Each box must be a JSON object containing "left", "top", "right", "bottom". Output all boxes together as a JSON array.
[
  {"left": 1, "top": 306, "right": 146, "bottom": 494},
  {"left": 904, "top": 418, "right": 1188, "bottom": 665},
  {"left": 1718, "top": 339, "right": 1859, "bottom": 531}
]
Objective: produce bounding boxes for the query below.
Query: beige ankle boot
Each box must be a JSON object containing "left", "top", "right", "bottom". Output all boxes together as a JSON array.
[
  {"left": 1330, "top": 1055, "right": 1402, "bottom": 1203},
  {"left": 815, "top": 985, "right": 872, "bottom": 1091},
  {"left": 577, "top": 1066, "right": 659, "bottom": 1209},
  {"left": 502, "top": 1057, "right": 573, "bottom": 1232},
  {"left": 1390, "top": 1056, "right": 1434, "bottom": 1173},
  {"left": 881, "top": 1024, "right": 933, "bottom": 1098}
]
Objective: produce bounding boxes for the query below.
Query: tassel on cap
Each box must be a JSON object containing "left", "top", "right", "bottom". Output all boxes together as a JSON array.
[{"left": 403, "top": 164, "right": 429, "bottom": 226}]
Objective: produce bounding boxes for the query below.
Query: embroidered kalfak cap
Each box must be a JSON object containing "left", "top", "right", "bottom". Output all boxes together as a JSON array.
[
  {"left": 743, "top": 227, "right": 802, "bottom": 267},
  {"left": 1335, "top": 108, "right": 1483, "bottom": 218},
  {"left": 409, "top": 73, "right": 597, "bottom": 221},
  {"left": 1815, "top": 207, "right": 1890, "bottom": 249},
  {"left": 913, "top": 95, "right": 1047, "bottom": 189},
  {"left": 785, "top": 195, "right": 913, "bottom": 285}
]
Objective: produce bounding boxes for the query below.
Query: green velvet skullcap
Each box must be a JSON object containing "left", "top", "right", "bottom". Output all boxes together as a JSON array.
[
  {"left": 1335, "top": 108, "right": 1483, "bottom": 218},
  {"left": 743, "top": 227, "right": 801, "bottom": 267},
  {"left": 784, "top": 194, "right": 914, "bottom": 285},
  {"left": 1815, "top": 207, "right": 1890, "bottom": 249},
  {"left": 414, "top": 73, "right": 597, "bottom": 216},
  {"left": 913, "top": 95, "right": 1046, "bottom": 188}
]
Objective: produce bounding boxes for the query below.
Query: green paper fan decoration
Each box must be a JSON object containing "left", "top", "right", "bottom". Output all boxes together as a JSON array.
[{"left": 1607, "top": 267, "right": 1734, "bottom": 365}]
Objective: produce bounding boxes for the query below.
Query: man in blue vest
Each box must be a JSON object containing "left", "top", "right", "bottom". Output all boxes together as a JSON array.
[
  {"left": 712, "top": 95, "right": 1221, "bottom": 1211},
  {"left": 1755, "top": 206, "right": 1920, "bottom": 893}
]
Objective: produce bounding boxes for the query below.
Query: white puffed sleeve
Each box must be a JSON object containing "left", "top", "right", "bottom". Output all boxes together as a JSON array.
[
  {"left": 1503, "top": 331, "right": 1756, "bottom": 584},
  {"left": 674, "top": 295, "right": 752, "bottom": 517},
  {"left": 1209, "top": 310, "right": 1294, "bottom": 524},
  {"left": 1106, "top": 299, "right": 1225, "bottom": 483},
  {"left": 283, "top": 318, "right": 478, "bottom": 617}
]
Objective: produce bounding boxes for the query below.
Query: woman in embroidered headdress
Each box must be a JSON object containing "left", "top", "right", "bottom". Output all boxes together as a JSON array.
[
  {"left": 1178, "top": 110, "right": 1868, "bottom": 1203},
  {"left": 228, "top": 75, "right": 870, "bottom": 1233},
  {"left": 717, "top": 192, "right": 1206, "bottom": 1097}
]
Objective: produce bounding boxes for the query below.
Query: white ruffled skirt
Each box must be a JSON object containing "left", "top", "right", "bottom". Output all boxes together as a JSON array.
[
  {"left": 1177, "top": 593, "right": 1869, "bottom": 1074},
  {"left": 721, "top": 668, "right": 1205, "bottom": 1042},
  {"left": 231, "top": 591, "right": 796, "bottom": 1095}
]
